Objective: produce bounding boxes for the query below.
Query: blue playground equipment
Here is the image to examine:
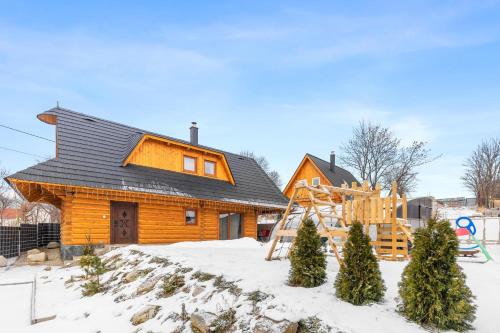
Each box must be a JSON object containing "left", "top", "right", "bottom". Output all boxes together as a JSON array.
[{"left": 455, "top": 216, "right": 493, "bottom": 262}]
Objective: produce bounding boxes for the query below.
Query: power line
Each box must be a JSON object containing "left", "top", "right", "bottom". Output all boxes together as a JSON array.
[
  {"left": 0, "top": 124, "right": 55, "bottom": 142},
  {"left": 0, "top": 146, "right": 49, "bottom": 159}
]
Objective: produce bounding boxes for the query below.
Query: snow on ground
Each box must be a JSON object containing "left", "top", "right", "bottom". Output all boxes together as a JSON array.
[
  {"left": 438, "top": 206, "right": 483, "bottom": 220},
  {"left": 0, "top": 239, "right": 499, "bottom": 333},
  {"left": 0, "top": 283, "right": 32, "bottom": 328}
]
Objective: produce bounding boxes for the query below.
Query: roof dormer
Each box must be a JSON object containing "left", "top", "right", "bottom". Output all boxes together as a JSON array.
[{"left": 122, "top": 134, "right": 235, "bottom": 184}]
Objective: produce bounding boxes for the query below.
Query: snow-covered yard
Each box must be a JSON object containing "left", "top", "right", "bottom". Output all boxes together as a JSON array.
[{"left": 1, "top": 239, "right": 499, "bottom": 333}]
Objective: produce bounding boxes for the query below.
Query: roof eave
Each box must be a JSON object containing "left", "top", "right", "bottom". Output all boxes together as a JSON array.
[{"left": 7, "top": 177, "right": 287, "bottom": 211}]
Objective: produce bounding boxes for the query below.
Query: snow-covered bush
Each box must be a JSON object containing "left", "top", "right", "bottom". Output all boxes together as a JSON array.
[{"left": 161, "top": 273, "right": 186, "bottom": 297}]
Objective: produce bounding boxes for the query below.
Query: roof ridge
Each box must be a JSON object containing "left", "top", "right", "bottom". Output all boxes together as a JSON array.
[
  {"left": 306, "top": 152, "right": 354, "bottom": 175},
  {"left": 305, "top": 152, "right": 326, "bottom": 162},
  {"left": 44, "top": 107, "right": 253, "bottom": 159}
]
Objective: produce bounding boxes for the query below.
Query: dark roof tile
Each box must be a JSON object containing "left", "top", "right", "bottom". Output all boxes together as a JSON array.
[
  {"left": 9, "top": 107, "right": 288, "bottom": 209},
  {"left": 306, "top": 154, "right": 359, "bottom": 187}
]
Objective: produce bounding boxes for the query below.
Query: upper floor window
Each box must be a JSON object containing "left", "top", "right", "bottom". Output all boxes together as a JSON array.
[
  {"left": 312, "top": 177, "right": 320, "bottom": 186},
  {"left": 183, "top": 155, "right": 197, "bottom": 172},
  {"left": 204, "top": 160, "right": 216, "bottom": 176}
]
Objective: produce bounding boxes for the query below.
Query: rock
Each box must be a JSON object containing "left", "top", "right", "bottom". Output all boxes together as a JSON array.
[
  {"left": 123, "top": 270, "right": 141, "bottom": 283},
  {"left": 0, "top": 255, "right": 7, "bottom": 267},
  {"left": 130, "top": 305, "right": 161, "bottom": 326},
  {"left": 95, "top": 247, "right": 110, "bottom": 256},
  {"left": 46, "top": 241, "right": 59, "bottom": 249},
  {"left": 44, "top": 266, "right": 52, "bottom": 271},
  {"left": 108, "top": 259, "right": 126, "bottom": 270},
  {"left": 27, "top": 249, "right": 40, "bottom": 256},
  {"left": 253, "top": 318, "right": 297, "bottom": 333},
  {"left": 283, "top": 322, "right": 298, "bottom": 333},
  {"left": 253, "top": 318, "right": 276, "bottom": 333},
  {"left": 190, "top": 311, "right": 217, "bottom": 333},
  {"left": 192, "top": 285, "right": 205, "bottom": 297},
  {"left": 27, "top": 252, "right": 48, "bottom": 263},
  {"left": 136, "top": 274, "right": 163, "bottom": 295}
]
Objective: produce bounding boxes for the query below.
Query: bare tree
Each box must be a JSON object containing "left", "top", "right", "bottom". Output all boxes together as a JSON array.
[
  {"left": 462, "top": 138, "right": 500, "bottom": 208},
  {"left": 340, "top": 121, "right": 437, "bottom": 194},
  {"left": 0, "top": 167, "right": 14, "bottom": 226},
  {"left": 240, "top": 150, "right": 282, "bottom": 188},
  {"left": 266, "top": 170, "right": 282, "bottom": 188},
  {"left": 383, "top": 141, "right": 438, "bottom": 196},
  {"left": 16, "top": 197, "right": 60, "bottom": 224},
  {"left": 339, "top": 121, "right": 399, "bottom": 189},
  {"left": 41, "top": 203, "right": 61, "bottom": 223}
]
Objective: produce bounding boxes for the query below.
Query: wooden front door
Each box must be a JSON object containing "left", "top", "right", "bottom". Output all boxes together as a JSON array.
[{"left": 111, "top": 202, "right": 137, "bottom": 244}]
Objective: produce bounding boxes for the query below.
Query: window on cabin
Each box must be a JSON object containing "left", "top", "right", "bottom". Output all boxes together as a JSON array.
[
  {"left": 204, "top": 160, "right": 216, "bottom": 176},
  {"left": 298, "top": 179, "right": 307, "bottom": 186},
  {"left": 183, "top": 155, "right": 196, "bottom": 172},
  {"left": 185, "top": 209, "right": 197, "bottom": 225},
  {"left": 312, "top": 177, "right": 320, "bottom": 186}
]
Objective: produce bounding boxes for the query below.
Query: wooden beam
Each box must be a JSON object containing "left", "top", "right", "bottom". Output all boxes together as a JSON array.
[
  {"left": 287, "top": 206, "right": 312, "bottom": 257},
  {"left": 318, "top": 184, "right": 372, "bottom": 197},
  {"left": 391, "top": 182, "right": 398, "bottom": 260},
  {"left": 307, "top": 191, "right": 343, "bottom": 265},
  {"left": 265, "top": 187, "right": 299, "bottom": 261},
  {"left": 320, "top": 213, "right": 343, "bottom": 219},
  {"left": 312, "top": 198, "right": 336, "bottom": 206}
]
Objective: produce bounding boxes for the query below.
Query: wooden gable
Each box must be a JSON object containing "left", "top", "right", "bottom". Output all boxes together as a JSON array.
[
  {"left": 283, "top": 155, "right": 333, "bottom": 198},
  {"left": 123, "top": 134, "right": 235, "bottom": 184}
]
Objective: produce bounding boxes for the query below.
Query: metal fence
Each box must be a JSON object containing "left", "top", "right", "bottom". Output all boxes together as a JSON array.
[
  {"left": 437, "top": 197, "right": 477, "bottom": 207},
  {"left": 0, "top": 226, "right": 20, "bottom": 258},
  {"left": 0, "top": 223, "right": 60, "bottom": 258}
]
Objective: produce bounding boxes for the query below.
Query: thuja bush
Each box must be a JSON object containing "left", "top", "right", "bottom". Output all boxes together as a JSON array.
[
  {"left": 334, "top": 221, "right": 385, "bottom": 305},
  {"left": 288, "top": 219, "right": 326, "bottom": 288},
  {"left": 398, "top": 219, "right": 476, "bottom": 331}
]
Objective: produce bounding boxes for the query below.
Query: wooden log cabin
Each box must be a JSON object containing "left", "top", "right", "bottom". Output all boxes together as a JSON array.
[
  {"left": 283, "top": 153, "right": 358, "bottom": 201},
  {"left": 6, "top": 107, "right": 288, "bottom": 259}
]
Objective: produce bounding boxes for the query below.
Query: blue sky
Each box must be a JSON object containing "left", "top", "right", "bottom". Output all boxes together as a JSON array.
[{"left": 0, "top": 1, "right": 499, "bottom": 198}]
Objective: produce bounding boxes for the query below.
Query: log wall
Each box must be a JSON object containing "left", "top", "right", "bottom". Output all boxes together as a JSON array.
[{"left": 60, "top": 194, "right": 257, "bottom": 245}]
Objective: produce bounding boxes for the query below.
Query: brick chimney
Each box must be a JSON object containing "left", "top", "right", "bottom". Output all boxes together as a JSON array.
[
  {"left": 330, "top": 151, "right": 335, "bottom": 172},
  {"left": 190, "top": 122, "right": 198, "bottom": 145}
]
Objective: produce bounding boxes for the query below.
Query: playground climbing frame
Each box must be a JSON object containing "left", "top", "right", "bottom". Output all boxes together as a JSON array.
[{"left": 266, "top": 181, "right": 414, "bottom": 264}]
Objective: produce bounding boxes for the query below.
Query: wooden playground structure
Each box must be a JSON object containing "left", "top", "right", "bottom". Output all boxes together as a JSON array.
[{"left": 266, "top": 181, "right": 414, "bottom": 264}]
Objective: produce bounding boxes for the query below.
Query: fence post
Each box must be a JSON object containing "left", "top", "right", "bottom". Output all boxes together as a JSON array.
[
  {"left": 498, "top": 218, "right": 500, "bottom": 245},
  {"left": 482, "top": 218, "right": 486, "bottom": 246},
  {"left": 18, "top": 226, "right": 21, "bottom": 257}
]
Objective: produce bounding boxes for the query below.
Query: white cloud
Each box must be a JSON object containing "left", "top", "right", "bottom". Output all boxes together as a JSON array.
[{"left": 390, "top": 116, "right": 436, "bottom": 145}]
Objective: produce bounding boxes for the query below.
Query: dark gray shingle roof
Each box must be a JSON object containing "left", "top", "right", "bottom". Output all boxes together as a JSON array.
[
  {"left": 9, "top": 107, "right": 288, "bottom": 209},
  {"left": 306, "top": 154, "right": 359, "bottom": 187}
]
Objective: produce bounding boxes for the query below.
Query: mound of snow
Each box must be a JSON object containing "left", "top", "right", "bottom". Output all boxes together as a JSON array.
[{"left": 1, "top": 241, "right": 499, "bottom": 332}]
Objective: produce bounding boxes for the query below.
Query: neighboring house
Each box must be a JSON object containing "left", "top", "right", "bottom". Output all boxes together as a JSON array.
[
  {"left": 0, "top": 208, "right": 22, "bottom": 226},
  {"left": 6, "top": 107, "right": 288, "bottom": 259},
  {"left": 283, "top": 152, "right": 359, "bottom": 200},
  {"left": 0, "top": 205, "right": 55, "bottom": 226}
]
